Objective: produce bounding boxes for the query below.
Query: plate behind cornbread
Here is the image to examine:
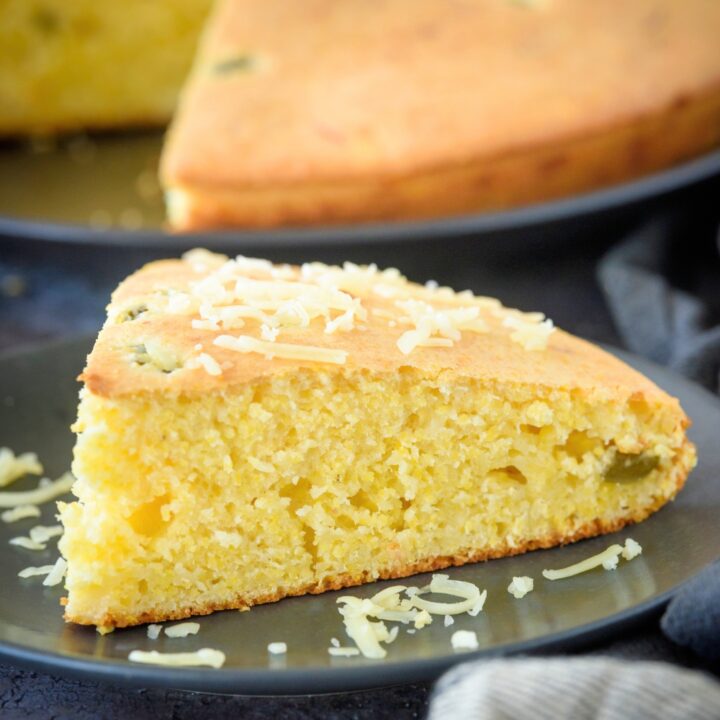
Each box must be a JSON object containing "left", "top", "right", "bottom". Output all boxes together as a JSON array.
[
  {"left": 0, "top": 337, "right": 718, "bottom": 693},
  {"left": 2, "top": 133, "right": 720, "bottom": 246}
]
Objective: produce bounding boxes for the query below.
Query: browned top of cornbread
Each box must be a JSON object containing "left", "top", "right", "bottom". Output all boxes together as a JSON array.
[
  {"left": 81, "top": 250, "right": 674, "bottom": 409},
  {"left": 162, "top": 0, "right": 720, "bottom": 190}
]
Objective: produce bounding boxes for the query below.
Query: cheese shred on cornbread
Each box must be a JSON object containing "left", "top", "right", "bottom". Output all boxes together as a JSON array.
[{"left": 59, "top": 251, "right": 695, "bottom": 629}]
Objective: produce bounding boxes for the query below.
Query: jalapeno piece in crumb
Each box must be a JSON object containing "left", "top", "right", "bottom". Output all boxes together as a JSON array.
[{"left": 605, "top": 452, "right": 660, "bottom": 482}]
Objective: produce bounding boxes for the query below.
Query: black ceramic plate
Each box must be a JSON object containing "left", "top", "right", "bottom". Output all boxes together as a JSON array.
[
  {"left": 1, "top": 132, "right": 719, "bottom": 249},
  {"left": 0, "top": 338, "right": 718, "bottom": 695}
]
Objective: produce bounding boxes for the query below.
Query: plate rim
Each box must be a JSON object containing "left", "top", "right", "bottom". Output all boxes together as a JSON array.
[
  {"left": 1, "top": 148, "right": 719, "bottom": 249},
  {"left": 0, "top": 584, "right": 679, "bottom": 695},
  {"left": 0, "top": 336, "right": 717, "bottom": 695}
]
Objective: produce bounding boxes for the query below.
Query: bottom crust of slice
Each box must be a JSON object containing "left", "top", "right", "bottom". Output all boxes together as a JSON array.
[{"left": 64, "top": 449, "right": 690, "bottom": 630}]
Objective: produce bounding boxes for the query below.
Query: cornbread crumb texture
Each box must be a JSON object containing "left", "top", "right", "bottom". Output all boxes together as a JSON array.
[
  {"left": 0, "top": 0, "right": 213, "bottom": 134},
  {"left": 62, "top": 350, "right": 692, "bottom": 626}
]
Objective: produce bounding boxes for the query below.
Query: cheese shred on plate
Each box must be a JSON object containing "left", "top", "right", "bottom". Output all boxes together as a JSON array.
[
  {"left": 42, "top": 557, "right": 67, "bottom": 587},
  {"left": 29, "top": 524, "right": 63, "bottom": 544},
  {"left": 507, "top": 576, "right": 534, "bottom": 599},
  {"left": 451, "top": 630, "right": 479, "bottom": 651},
  {"left": 0, "top": 472, "right": 74, "bottom": 508},
  {"left": 18, "top": 564, "right": 55, "bottom": 579},
  {"left": 0, "top": 448, "right": 43, "bottom": 487},
  {"left": 127, "top": 648, "right": 226, "bottom": 668},
  {"left": 335, "top": 574, "right": 488, "bottom": 658},
  {"left": 542, "top": 539, "right": 642, "bottom": 580},
  {"left": 147, "top": 624, "right": 163, "bottom": 640},
  {"left": 1, "top": 505, "right": 41, "bottom": 523},
  {"left": 328, "top": 646, "right": 360, "bottom": 657},
  {"left": 164, "top": 622, "right": 200, "bottom": 638},
  {"left": 9, "top": 536, "right": 45, "bottom": 550}
]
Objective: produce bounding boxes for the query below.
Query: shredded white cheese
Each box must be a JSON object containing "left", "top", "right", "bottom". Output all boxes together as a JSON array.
[
  {"left": 0, "top": 472, "right": 73, "bottom": 508},
  {"left": 602, "top": 554, "right": 620, "bottom": 571},
  {"left": 9, "top": 536, "right": 45, "bottom": 551},
  {"left": 395, "top": 300, "right": 488, "bottom": 355},
  {"left": 42, "top": 557, "right": 67, "bottom": 587},
  {"left": 195, "top": 353, "right": 223, "bottom": 376},
  {"left": 542, "top": 544, "right": 624, "bottom": 580},
  {"left": 451, "top": 630, "right": 479, "bottom": 651},
  {"left": 147, "top": 624, "right": 163, "bottom": 640},
  {"left": 155, "top": 251, "right": 559, "bottom": 371},
  {"left": 336, "top": 597, "right": 393, "bottom": 659},
  {"left": 29, "top": 524, "right": 63, "bottom": 544},
  {"left": 333, "top": 575, "right": 489, "bottom": 658},
  {"left": 128, "top": 648, "right": 226, "bottom": 669},
  {"left": 214, "top": 335, "right": 348, "bottom": 365},
  {"left": 414, "top": 609, "right": 433, "bottom": 629},
  {"left": 507, "top": 576, "right": 534, "bottom": 599},
  {"left": 182, "top": 248, "right": 227, "bottom": 273},
  {"left": 467, "top": 592, "right": 488, "bottom": 617},
  {"left": 164, "top": 622, "right": 200, "bottom": 638},
  {"left": 502, "top": 314, "right": 555, "bottom": 351},
  {"left": 18, "top": 564, "right": 55, "bottom": 579},
  {"left": 1, "top": 505, "right": 41, "bottom": 523},
  {"left": 410, "top": 574, "right": 486, "bottom": 615},
  {"left": 260, "top": 324, "right": 279, "bottom": 342},
  {"left": 622, "top": 538, "right": 643, "bottom": 561},
  {"left": 267, "top": 642, "right": 287, "bottom": 655},
  {"left": 181, "top": 257, "right": 367, "bottom": 341},
  {"left": 0, "top": 448, "right": 43, "bottom": 487},
  {"left": 328, "top": 646, "right": 360, "bottom": 657}
]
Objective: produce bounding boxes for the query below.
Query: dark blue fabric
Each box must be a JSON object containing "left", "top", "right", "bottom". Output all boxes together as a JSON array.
[
  {"left": 598, "top": 214, "right": 720, "bottom": 393},
  {"left": 598, "top": 215, "right": 720, "bottom": 663},
  {"left": 661, "top": 561, "right": 720, "bottom": 662}
]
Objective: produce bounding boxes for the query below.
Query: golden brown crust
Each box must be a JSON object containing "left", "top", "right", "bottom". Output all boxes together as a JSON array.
[
  {"left": 65, "top": 444, "right": 691, "bottom": 629},
  {"left": 165, "top": 88, "right": 720, "bottom": 229},
  {"left": 82, "top": 256, "right": 674, "bottom": 408},
  {"left": 161, "top": 0, "right": 720, "bottom": 229}
]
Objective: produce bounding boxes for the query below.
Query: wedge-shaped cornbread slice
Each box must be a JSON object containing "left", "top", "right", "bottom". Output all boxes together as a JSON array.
[{"left": 59, "top": 250, "right": 695, "bottom": 629}]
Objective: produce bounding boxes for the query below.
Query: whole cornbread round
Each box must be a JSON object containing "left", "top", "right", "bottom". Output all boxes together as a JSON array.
[{"left": 162, "top": 0, "right": 720, "bottom": 228}]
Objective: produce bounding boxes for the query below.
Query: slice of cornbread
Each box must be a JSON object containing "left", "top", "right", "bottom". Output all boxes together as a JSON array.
[
  {"left": 59, "top": 251, "right": 695, "bottom": 629},
  {"left": 0, "top": 0, "right": 212, "bottom": 135}
]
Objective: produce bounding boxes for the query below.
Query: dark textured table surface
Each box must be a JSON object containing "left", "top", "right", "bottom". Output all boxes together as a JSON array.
[{"left": 0, "top": 197, "right": 717, "bottom": 718}]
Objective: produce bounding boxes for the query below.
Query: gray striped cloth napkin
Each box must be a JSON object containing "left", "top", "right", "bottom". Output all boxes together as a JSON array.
[{"left": 428, "top": 658, "right": 720, "bottom": 720}]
